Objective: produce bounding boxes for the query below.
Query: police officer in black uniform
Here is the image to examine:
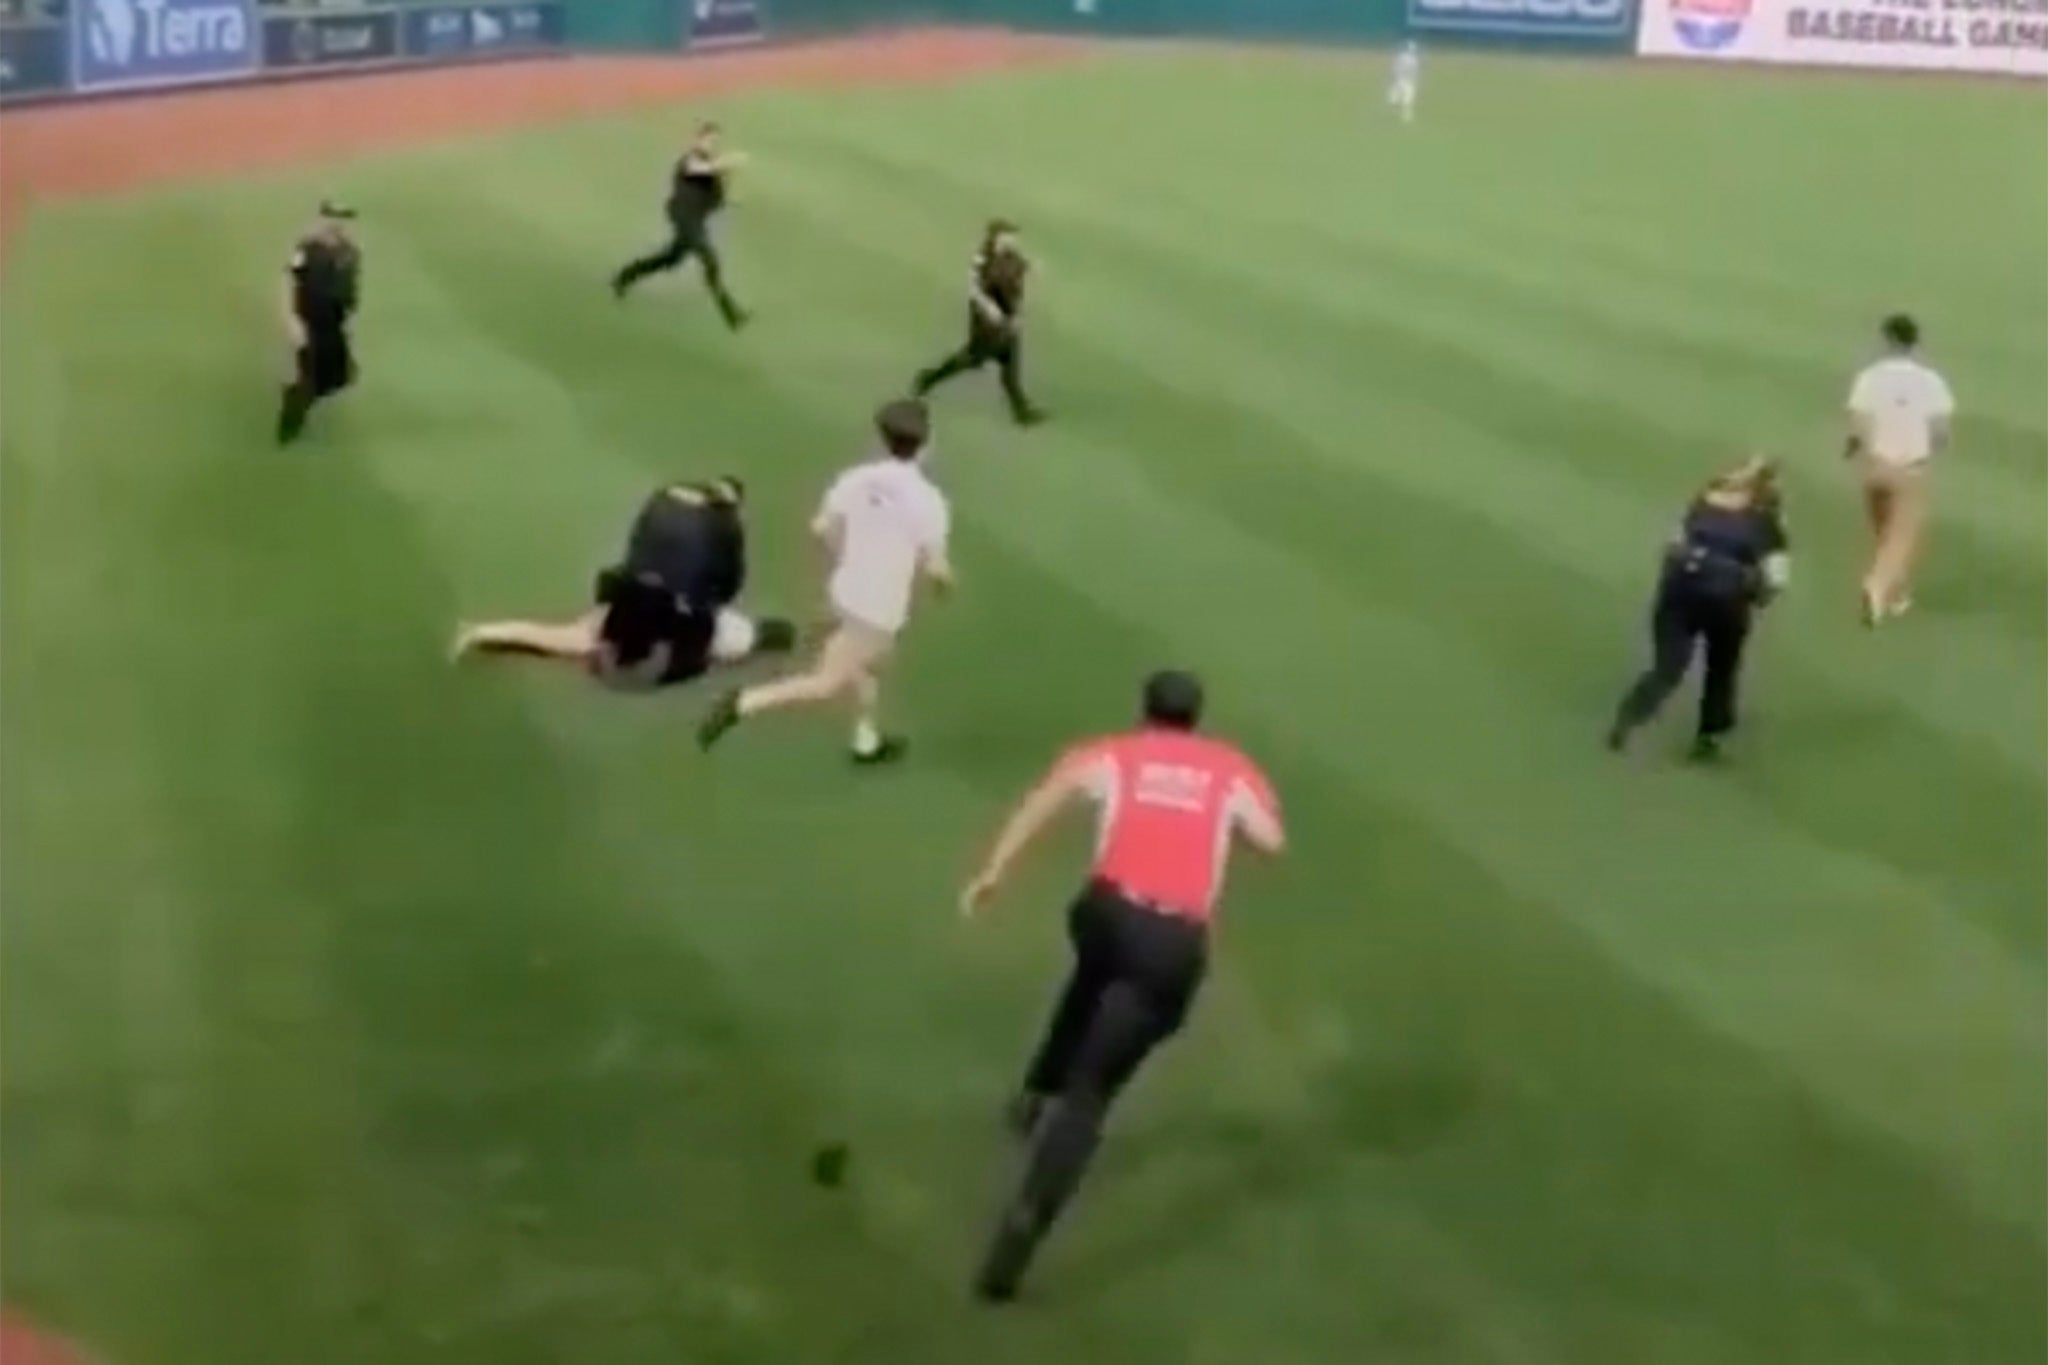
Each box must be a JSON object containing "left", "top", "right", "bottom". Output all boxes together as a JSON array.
[
  {"left": 1606, "top": 457, "right": 1791, "bottom": 762},
  {"left": 452, "top": 476, "right": 795, "bottom": 688},
  {"left": 276, "top": 199, "right": 362, "bottom": 446},
  {"left": 611, "top": 121, "right": 750, "bottom": 330},
  {"left": 913, "top": 219, "right": 1044, "bottom": 426}
]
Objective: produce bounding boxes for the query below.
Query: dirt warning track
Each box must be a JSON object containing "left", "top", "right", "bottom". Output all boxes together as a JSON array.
[{"left": 0, "top": 29, "right": 1080, "bottom": 247}]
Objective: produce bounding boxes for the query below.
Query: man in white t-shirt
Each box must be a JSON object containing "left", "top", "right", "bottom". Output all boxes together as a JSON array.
[
  {"left": 1386, "top": 41, "right": 1421, "bottom": 124},
  {"left": 1845, "top": 313, "right": 1954, "bottom": 624},
  {"left": 698, "top": 398, "right": 953, "bottom": 763}
]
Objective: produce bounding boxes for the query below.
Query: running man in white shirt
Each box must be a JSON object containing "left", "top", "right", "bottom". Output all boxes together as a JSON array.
[
  {"left": 697, "top": 399, "right": 953, "bottom": 764},
  {"left": 1845, "top": 313, "right": 1954, "bottom": 625},
  {"left": 1387, "top": 41, "right": 1421, "bottom": 124}
]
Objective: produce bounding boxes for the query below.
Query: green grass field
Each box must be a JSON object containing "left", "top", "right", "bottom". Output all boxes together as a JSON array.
[{"left": 3, "top": 46, "right": 2045, "bottom": 1365}]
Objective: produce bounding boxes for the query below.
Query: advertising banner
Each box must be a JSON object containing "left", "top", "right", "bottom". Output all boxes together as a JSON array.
[
  {"left": 403, "top": 2, "right": 561, "bottom": 60},
  {"left": 1637, "top": 0, "right": 2048, "bottom": 74},
  {"left": 0, "top": 5, "right": 67, "bottom": 100},
  {"left": 69, "top": 0, "right": 257, "bottom": 92},
  {"left": 687, "top": 0, "right": 762, "bottom": 49},
  {"left": 261, "top": 6, "right": 399, "bottom": 71},
  {"left": 1408, "top": 0, "right": 1638, "bottom": 39}
]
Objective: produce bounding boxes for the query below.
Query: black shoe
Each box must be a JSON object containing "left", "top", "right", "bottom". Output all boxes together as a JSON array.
[
  {"left": 973, "top": 1200, "right": 1044, "bottom": 1304},
  {"left": 1014, "top": 406, "right": 1047, "bottom": 427},
  {"left": 1687, "top": 735, "right": 1725, "bottom": 764},
  {"left": 697, "top": 690, "right": 743, "bottom": 751},
  {"left": 850, "top": 736, "right": 908, "bottom": 767},
  {"left": 725, "top": 307, "right": 752, "bottom": 332},
  {"left": 1004, "top": 1091, "right": 1048, "bottom": 1138},
  {"left": 1604, "top": 721, "right": 1630, "bottom": 753},
  {"left": 611, "top": 273, "right": 630, "bottom": 300}
]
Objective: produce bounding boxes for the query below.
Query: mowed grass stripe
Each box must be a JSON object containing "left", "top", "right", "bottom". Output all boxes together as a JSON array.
[
  {"left": 769, "top": 109, "right": 2048, "bottom": 783},
  {"left": 749, "top": 99, "right": 2048, "bottom": 977}
]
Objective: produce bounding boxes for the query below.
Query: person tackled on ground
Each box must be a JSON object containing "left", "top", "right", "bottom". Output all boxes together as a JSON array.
[
  {"left": 696, "top": 399, "right": 950, "bottom": 764},
  {"left": 277, "top": 199, "right": 362, "bottom": 446},
  {"left": 451, "top": 476, "right": 795, "bottom": 689},
  {"left": 1606, "top": 456, "right": 1790, "bottom": 763},
  {"left": 912, "top": 219, "right": 1045, "bottom": 426},
  {"left": 960, "top": 670, "right": 1286, "bottom": 1303},
  {"left": 611, "top": 120, "right": 751, "bottom": 330},
  {"left": 1845, "top": 312, "right": 1953, "bottom": 625}
]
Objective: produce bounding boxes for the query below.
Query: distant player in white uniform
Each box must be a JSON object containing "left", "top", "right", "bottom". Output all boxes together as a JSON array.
[
  {"left": 698, "top": 399, "right": 953, "bottom": 764},
  {"left": 1387, "top": 41, "right": 1421, "bottom": 124},
  {"left": 1844, "top": 313, "right": 1954, "bottom": 624}
]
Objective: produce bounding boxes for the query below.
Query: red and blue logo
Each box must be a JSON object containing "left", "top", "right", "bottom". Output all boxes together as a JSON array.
[{"left": 1668, "top": 0, "right": 1752, "bottom": 49}]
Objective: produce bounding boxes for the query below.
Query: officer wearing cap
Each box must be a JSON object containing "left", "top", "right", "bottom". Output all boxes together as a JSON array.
[
  {"left": 277, "top": 199, "right": 362, "bottom": 446},
  {"left": 1606, "top": 457, "right": 1791, "bottom": 762},
  {"left": 959, "top": 670, "right": 1287, "bottom": 1301},
  {"left": 452, "top": 475, "right": 796, "bottom": 688}
]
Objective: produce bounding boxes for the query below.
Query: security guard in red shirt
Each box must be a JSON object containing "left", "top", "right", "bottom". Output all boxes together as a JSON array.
[{"left": 960, "top": 669, "right": 1286, "bottom": 1302}]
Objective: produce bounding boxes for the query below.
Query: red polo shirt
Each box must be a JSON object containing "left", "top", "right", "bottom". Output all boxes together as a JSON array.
[{"left": 1054, "top": 729, "right": 1280, "bottom": 922}]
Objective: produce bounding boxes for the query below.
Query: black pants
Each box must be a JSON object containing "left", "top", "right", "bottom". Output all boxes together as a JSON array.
[
  {"left": 301, "top": 326, "right": 355, "bottom": 397},
  {"left": 613, "top": 214, "right": 745, "bottom": 327},
  {"left": 977, "top": 883, "right": 1207, "bottom": 1299},
  {"left": 277, "top": 323, "right": 353, "bottom": 443},
  {"left": 1613, "top": 581, "right": 1752, "bottom": 742},
  {"left": 915, "top": 313, "right": 1036, "bottom": 421}
]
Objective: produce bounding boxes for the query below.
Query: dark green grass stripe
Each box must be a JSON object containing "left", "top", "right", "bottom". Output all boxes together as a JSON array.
[{"left": 1081, "top": 748, "right": 2047, "bottom": 1363}]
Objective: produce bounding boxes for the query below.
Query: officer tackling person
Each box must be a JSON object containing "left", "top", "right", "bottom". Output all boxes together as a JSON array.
[
  {"left": 960, "top": 670, "right": 1286, "bottom": 1302},
  {"left": 451, "top": 476, "right": 796, "bottom": 690},
  {"left": 276, "top": 200, "right": 362, "bottom": 446},
  {"left": 1606, "top": 456, "right": 1791, "bottom": 763},
  {"left": 611, "top": 121, "right": 751, "bottom": 330},
  {"left": 912, "top": 219, "right": 1046, "bottom": 426}
]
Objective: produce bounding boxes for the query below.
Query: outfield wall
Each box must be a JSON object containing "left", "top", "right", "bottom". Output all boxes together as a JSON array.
[
  {"left": 2, "top": 0, "right": 2038, "bottom": 106},
  {"left": 0, "top": 0, "right": 754, "bottom": 105}
]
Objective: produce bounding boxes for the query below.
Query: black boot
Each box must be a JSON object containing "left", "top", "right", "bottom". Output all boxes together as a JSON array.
[{"left": 276, "top": 382, "right": 314, "bottom": 445}]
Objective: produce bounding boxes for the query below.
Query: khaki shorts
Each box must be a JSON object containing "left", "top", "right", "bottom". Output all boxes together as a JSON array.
[
  {"left": 828, "top": 607, "right": 897, "bottom": 673},
  {"left": 1858, "top": 454, "right": 1930, "bottom": 494}
]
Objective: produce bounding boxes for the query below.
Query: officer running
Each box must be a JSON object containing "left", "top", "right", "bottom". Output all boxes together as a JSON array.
[
  {"left": 912, "top": 219, "right": 1045, "bottom": 426},
  {"left": 451, "top": 476, "right": 795, "bottom": 689},
  {"left": 960, "top": 670, "right": 1287, "bottom": 1302},
  {"left": 277, "top": 199, "right": 362, "bottom": 446},
  {"left": 611, "top": 121, "right": 751, "bottom": 330},
  {"left": 1606, "top": 457, "right": 1791, "bottom": 763}
]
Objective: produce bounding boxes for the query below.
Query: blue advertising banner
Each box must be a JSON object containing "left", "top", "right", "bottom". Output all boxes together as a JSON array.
[
  {"left": 69, "top": 0, "right": 257, "bottom": 93},
  {"left": 403, "top": 2, "right": 561, "bottom": 61},
  {"left": 686, "top": 0, "right": 761, "bottom": 49},
  {"left": 0, "top": 18, "right": 67, "bottom": 99},
  {"left": 261, "top": 6, "right": 398, "bottom": 71},
  {"left": 1406, "top": 0, "right": 1636, "bottom": 39}
]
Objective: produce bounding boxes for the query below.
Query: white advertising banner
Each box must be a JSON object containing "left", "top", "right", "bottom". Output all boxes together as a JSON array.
[{"left": 1636, "top": 0, "right": 2048, "bottom": 75}]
